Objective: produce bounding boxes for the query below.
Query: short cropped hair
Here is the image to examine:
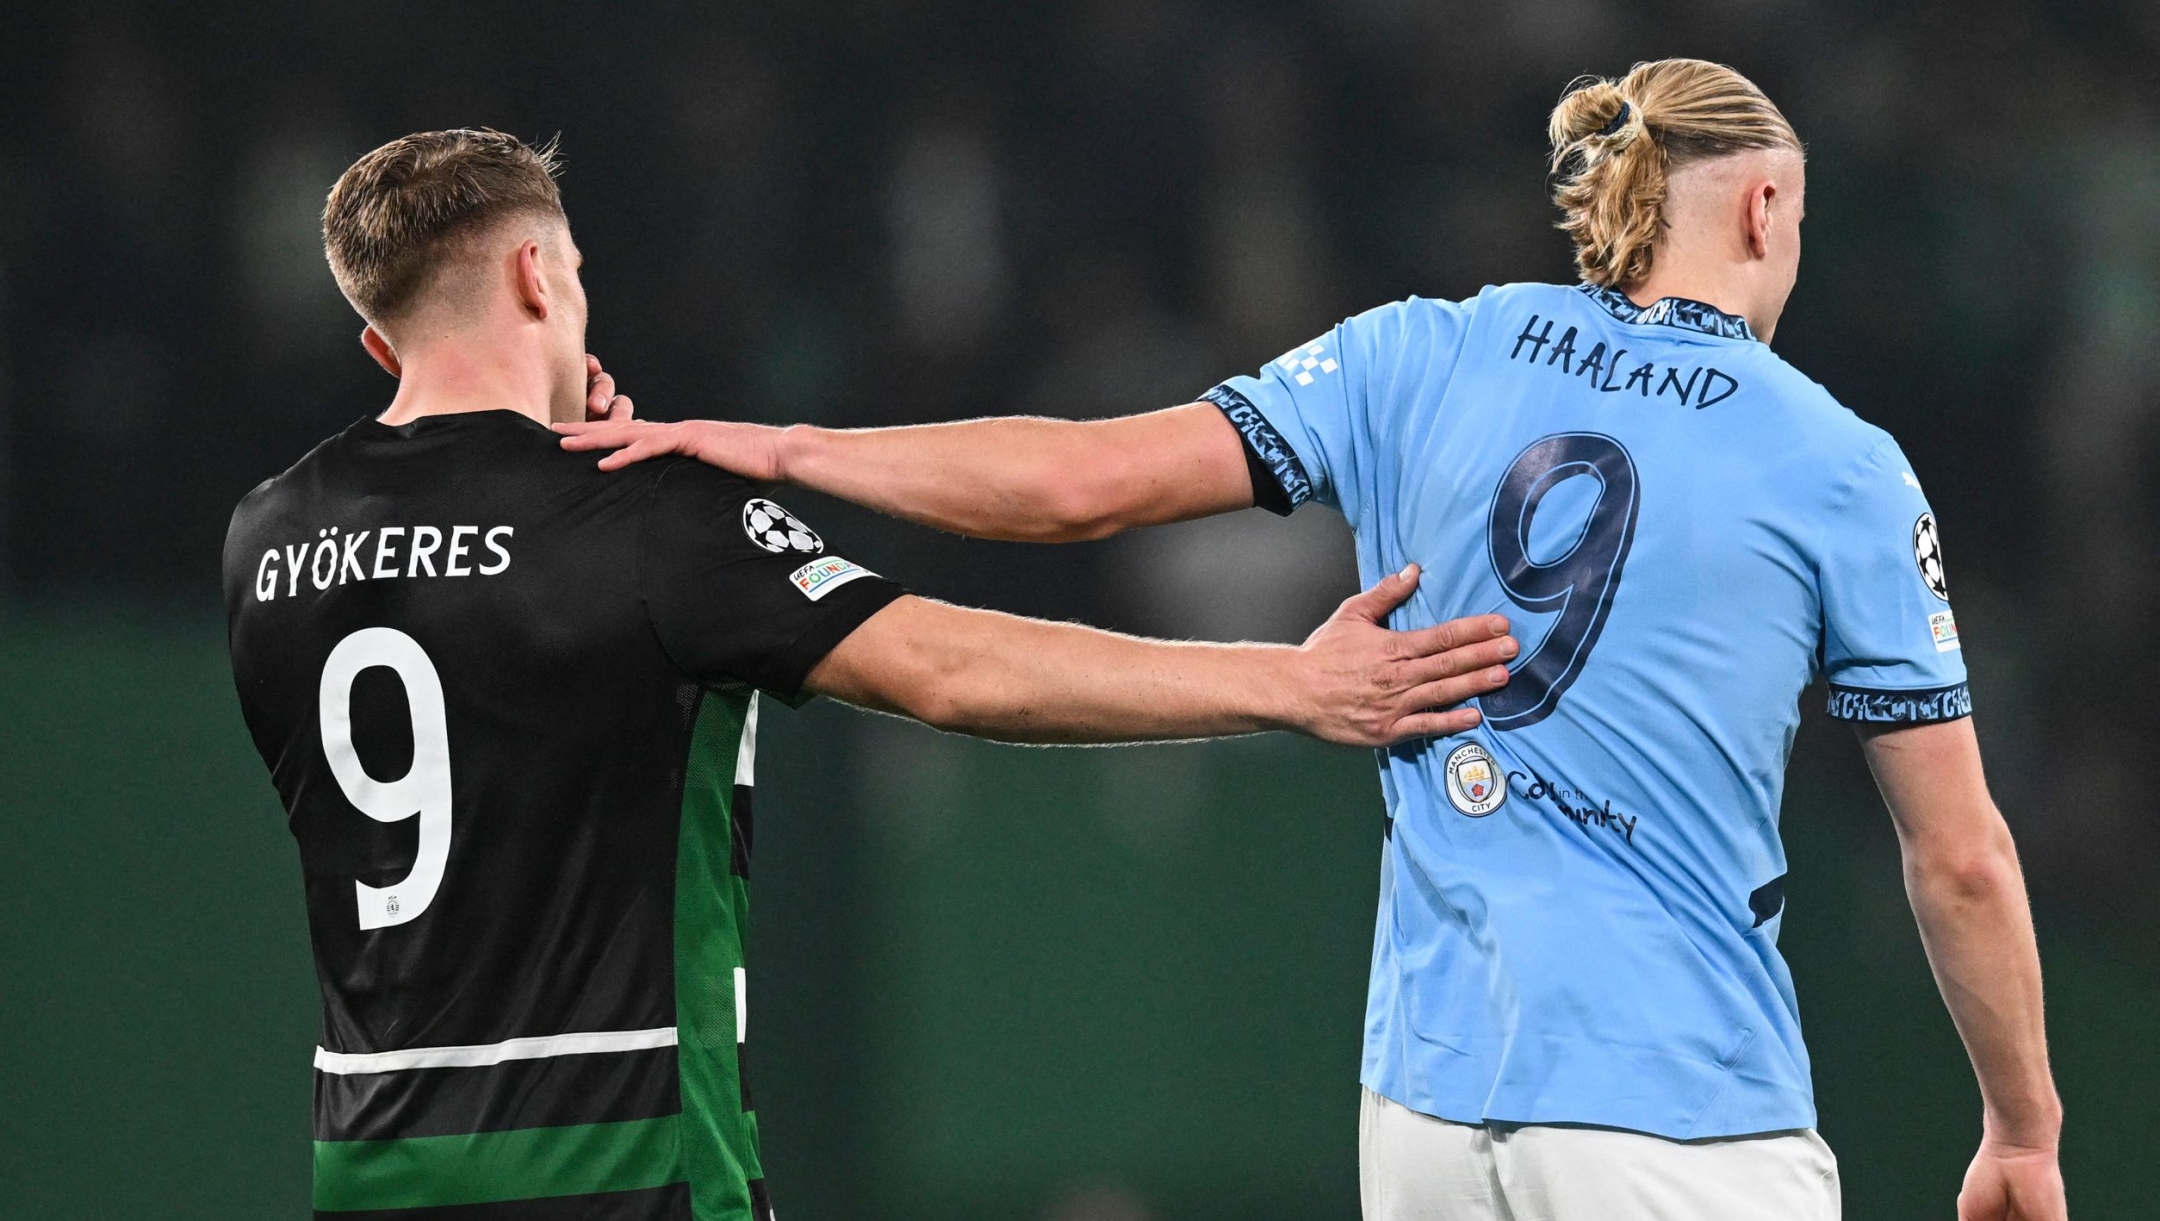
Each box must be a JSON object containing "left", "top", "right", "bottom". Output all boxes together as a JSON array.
[{"left": 322, "top": 128, "right": 564, "bottom": 323}]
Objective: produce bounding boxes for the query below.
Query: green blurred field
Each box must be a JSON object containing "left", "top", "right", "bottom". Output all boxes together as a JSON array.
[{"left": 3, "top": 606, "right": 2150, "bottom": 1219}]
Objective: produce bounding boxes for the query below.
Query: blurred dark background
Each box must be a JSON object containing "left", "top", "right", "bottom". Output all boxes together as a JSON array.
[{"left": 3, "top": 1, "right": 2157, "bottom": 1218}]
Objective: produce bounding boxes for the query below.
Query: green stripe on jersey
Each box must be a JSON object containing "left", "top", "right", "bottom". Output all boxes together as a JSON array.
[
  {"left": 311, "top": 1116, "right": 683, "bottom": 1212},
  {"left": 677, "top": 690, "right": 762, "bottom": 1218}
]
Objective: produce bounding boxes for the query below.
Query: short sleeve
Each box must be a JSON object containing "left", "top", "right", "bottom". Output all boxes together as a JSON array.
[
  {"left": 640, "top": 462, "right": 906, "bottom": 701},
  {"left": 1817, "top": 439, "right": 1971, "bottom": 724},
  {"left": 1199, "top": 297, "right": 1470, "bottom": 520}
]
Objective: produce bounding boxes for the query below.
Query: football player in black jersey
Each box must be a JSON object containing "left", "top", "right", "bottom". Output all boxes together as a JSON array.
[{"left": 223, "top": 129, "right": 1520, "bottom": 1221}]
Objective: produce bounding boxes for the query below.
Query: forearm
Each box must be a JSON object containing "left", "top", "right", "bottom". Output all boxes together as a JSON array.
[
  {"left": 1864, "top": 719, "right": 2061, "bottom": 1152},
  {"left": 815, "top": 598, "right": 1300, "bottom": 743},
  {"left": 1903, "top": 821, "right": 2062, "bottom": 1146},
  {"left": 558, "top": 404, "right": 1256, "bottom": 539},
  {"left": 777, "top": 418, "right": 1106, "bottom": 541},
  {"left": 777, "top": 404, "right": 1252, "bottom": 542},
  {"left": 810, "top": 578, "right": 1508, "bottom": 748}
]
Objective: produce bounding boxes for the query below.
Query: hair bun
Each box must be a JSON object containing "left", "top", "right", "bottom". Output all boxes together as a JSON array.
[
  {"left": 1546, "top": 59, "right": 1800, "bottom": 289},
  {"left": 1552, "top": 78, "right": 1631, "bottom": 145}
]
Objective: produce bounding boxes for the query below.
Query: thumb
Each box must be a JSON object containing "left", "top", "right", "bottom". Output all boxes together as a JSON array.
[{"left": 1335, "top": 563, "right": 1420, "bottom": 624}]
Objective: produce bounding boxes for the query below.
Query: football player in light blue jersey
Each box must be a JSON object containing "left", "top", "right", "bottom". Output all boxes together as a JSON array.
[{"left": 561, "top": 58, "right": 2063, "bottom": 1221}]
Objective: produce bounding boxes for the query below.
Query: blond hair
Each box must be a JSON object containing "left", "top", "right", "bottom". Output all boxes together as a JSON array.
[
  {"left": 323, "top": 128, "right": 565, "bottom": 323},
  {"left": 1548, "top": 60, "right": 1801, "bottom": 289}
]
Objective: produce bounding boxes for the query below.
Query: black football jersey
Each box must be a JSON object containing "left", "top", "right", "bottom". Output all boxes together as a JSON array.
[{"left": 222, "top": 409, "right": 903, "bottom": 1220}]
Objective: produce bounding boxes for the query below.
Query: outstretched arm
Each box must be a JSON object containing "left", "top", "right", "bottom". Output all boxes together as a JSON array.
[
  {"left": 806, "top": 565, "right": 1516, "bottom": 746},
  {"left": 1859, "top": 719, "right": 2065, "bottom": 1221},
  {"left": 557, "top": 403, "right": 1254, "bottom": 542}
]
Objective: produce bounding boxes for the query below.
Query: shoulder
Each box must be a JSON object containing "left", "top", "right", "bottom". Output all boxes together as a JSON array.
[
  {"left": 1479, "top": 281, "right": 1583, "bottom": 310},
  {"left": 227, "top": 472, "right": 284, "bottom": 535},
  {"left": 1463, "top": 280, "right": 1597, "bottom": 324},
  {"left": 224, "top": 425, "right": 349, "bottom": 555},
  {"left": 1744, "top": 351, "right": 1900, "bottom": 463},
  {"left": 1375, "top": 281, "right": 1608, "bottom": 352},
  {"left": 638, "top": 457, "right": 782, "bottom": 545},
  {"left": 1342, "top": 287, "right": 1512, "bottom": 338},
  {"left": 1732, "top": 356, "right": 1925, "bottom": 516},
  {"left": 1332, "top": 291, "right": 1492, "bottom": 380},
  {"left": 643, "top": 454, "right": 760, "bottom": 509}
]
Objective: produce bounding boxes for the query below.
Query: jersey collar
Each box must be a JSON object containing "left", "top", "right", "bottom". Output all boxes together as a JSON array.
[{"left": 1577, "top": 283, "right": 1756, "bottom": 342}]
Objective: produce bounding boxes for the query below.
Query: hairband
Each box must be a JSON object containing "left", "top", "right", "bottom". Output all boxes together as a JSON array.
[{"left": 1597, "top": 101, "right": 1634, "bottom": 138}]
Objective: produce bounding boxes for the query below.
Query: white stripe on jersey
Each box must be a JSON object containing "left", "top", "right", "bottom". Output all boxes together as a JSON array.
[
  {"left": 313, "top": 1026, "right": 679, "bottom": 1075},
  {"left": 736, "top": 693, "right": 759, "bottom": 787}
]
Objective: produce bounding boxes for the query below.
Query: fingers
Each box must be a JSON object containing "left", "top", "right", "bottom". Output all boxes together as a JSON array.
[
  {"left": 1332, "top": 564, "right": 1421, "bottom": 626},
  {"left": 586, "top": 377, "right": 614, "bottom": 418},
  {"left": 1395, "top": 634, "right": 1518, "bottom": 686},
  {"left": 557, "top": 422, "right": 649, "bottom": 451},
  {"left": 597, "top": 438, "right": 673, "bottom": 471},
  {"left": 552, "top": 420, "right": 681, "bottom": 470},
  {"left": 1399, "top": 613, "right": 1511, "bottom": 658},
  {"left": 584, "top": 356, "right": 615, "bottom": 419},
  {"left": 1385, "top": 706, "right": 1483, "bottom": 742},
  {"left": 1399, "top": 666, "right": 1511, "bottom": 714},
  {"left": 585, "top": 354, "right": 636, "bottom": 422}
]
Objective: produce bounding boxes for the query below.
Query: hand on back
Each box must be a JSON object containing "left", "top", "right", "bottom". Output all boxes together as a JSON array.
[
  {"left": 561, "top": 360, "right": 1519, "bottom": 747},
  {"left": 558, "top": 417, "right": 785, "bottom": 480},
  {"left": 1289, "top": 565, "right": 1516, "bottom": 747}
]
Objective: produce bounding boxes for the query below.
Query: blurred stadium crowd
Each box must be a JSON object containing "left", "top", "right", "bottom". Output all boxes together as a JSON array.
[
  {"left": 7, "top": 2, "right": 2160, "bottom": 1218},
  {"left": 7, "top": 0, "right": 2158, "bottom": 917}
]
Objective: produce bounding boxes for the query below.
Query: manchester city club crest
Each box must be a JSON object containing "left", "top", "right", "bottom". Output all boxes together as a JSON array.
[
  {"left": 1913, "top": 512, "right": 1949, "bottom": 601},
  {"left": 1443, "top": 742, "right": 1506, "bottom": 817}
]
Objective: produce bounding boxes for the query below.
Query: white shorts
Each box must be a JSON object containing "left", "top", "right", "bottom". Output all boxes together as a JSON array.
[{"left": 1359, "top": 1088, "right": 1841, "bottom": 1221}]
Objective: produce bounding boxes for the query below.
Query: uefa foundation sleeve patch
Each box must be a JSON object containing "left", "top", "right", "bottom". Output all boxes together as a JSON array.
[{"left": 789, "top": 557, "right": 875, "bottom": 602}]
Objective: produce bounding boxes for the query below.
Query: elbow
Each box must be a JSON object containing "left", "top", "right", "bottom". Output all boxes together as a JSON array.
[
  {"left": 1006, "top": 428, "right": 1138, "bottom": 542},
  {"left": 901, "top": 675, "right": 980, "bottom": 735},
  {"left": 1024, "top": 477, "right": 1128, "bottom": 543},
  {"left": 1906, "top": 835, "right": 2023, "bottom": 905},
  {"left": 905, "top": 685, "right": 1019, "bottom": 739},
  {"left": 880, "top": 643, "right": 998, "bottom": 735},
  {"left": 902, "top": 689, "right": 966, "bottom": 734}
]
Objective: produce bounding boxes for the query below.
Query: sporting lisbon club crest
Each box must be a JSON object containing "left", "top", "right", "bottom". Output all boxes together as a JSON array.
[
  {"left": 742, "top": 498, "right": 823, "bottom": 555},
  {"left": 1913, "top": 512, "right": 1949, "bottom": 602},
  {"left": 1443, "top": 742, "right": 1505, "bottom": 817}
]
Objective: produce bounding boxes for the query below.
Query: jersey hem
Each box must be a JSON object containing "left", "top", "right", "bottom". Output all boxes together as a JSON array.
[{"left": 1357, "top": 1073, "right": 1818, "bottom": 1144}]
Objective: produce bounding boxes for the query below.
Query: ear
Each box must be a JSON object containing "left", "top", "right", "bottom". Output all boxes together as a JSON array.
[
  {"left": 1744, "top": 179, "right": 1778, "bottom": 261},
  {"left": 360, "top": 326, "right": 402, "bottom": 377},
  {"left": 513, "top": 239, "right": 550, "bottom": 320}
]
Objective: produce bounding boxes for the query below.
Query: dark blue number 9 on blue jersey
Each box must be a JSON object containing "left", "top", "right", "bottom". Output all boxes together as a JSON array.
[{"left": 1482, "top": 433, "right": 1640, "bottom": 731}]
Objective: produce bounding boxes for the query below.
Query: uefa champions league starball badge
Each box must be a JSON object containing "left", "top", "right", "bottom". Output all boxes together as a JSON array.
[
  {"left": 742, "top": 499, "right": 823, "bottom": 555},
  {"left": 1443, "top": 742, "right": 1506, "bottom": 817},
  {"left": 1912, "top": 512, "right": 1948, "bottom": 601}
]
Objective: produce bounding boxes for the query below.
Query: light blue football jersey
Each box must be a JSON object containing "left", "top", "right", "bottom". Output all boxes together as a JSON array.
[{"left": 1204, "top": 282, "right": 1970, "bottom": 1139}]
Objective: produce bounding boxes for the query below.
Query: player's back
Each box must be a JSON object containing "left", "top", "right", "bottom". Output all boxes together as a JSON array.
[
  {"left": 1209, "top": 281, "right": 1966, "bottom": 1140},
  {"left": 225, "top": 409, "right": 901, "bottom": 1219}
]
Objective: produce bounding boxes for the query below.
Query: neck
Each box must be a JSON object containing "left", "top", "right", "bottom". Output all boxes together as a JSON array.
[
  {"left": 376, "top": 327, "right": 566, "bottom": 428},
  {"left": 1627, "top": 260, "right": 1778, "bottom": 343}
]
